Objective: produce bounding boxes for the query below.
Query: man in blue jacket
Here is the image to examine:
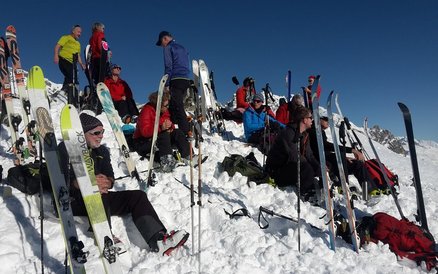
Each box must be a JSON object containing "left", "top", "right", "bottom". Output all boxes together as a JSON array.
[{"left": 156, "top": 31, "right": 191, "bottom": 137}]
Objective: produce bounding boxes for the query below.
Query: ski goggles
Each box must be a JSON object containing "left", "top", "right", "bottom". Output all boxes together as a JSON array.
[{"left": 88, "top": 129, "right": 105, "bottom": 136}]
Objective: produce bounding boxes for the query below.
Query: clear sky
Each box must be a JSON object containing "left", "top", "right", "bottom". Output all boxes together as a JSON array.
[{"left": 2, "top": 0, "right": 437, "bottom": 141}]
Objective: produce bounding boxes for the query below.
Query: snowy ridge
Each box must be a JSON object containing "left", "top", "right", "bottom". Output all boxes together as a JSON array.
[{"left": 0, "top": 80, "right": 437, "bottom": 273}]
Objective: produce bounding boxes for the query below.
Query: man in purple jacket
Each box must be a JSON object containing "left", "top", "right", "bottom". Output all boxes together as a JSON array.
[{"left": 156, "top": 31, "right": 191, "bottom": 137}]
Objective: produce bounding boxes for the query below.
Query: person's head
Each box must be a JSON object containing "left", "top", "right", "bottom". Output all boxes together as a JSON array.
[
  {"left": 71, "top": 25, "right": 82, "bottom": 39},
  {"left": 110, "top": 64, "right": 122, "bottom": 76},
  {"left": 308, "top": 75, "right": 316, "bottom": 85},
  {"left": 243, "top": 77, "right": 254, "bottom": 88},
  {"left": 149, "top": 91, "right": 171, "bottom": 113},
  {"left": 92, "top": 22, "right": 105, "bottom": 33},
  {"left": 155, "top": 31, "right": 173, "bottom": 47},
  {"left": 292, "top": 106, "right": 313, "bottom": 132},
  {"left": 320, "top": 116, "right": 329, "bottom": 129},
  {"left": 80, "top": 113, "right": 104, "bottom": 149},
  {"left": 251, "top": 93, "right": 264, "bottom": 109},
  {"left": 279, "top": 98, "right": 287, "bottom": 106}
]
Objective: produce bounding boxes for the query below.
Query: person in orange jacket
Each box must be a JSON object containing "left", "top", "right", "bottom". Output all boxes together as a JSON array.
[{"left": 104, "top": 64, "right": 139, "bottom": 123}]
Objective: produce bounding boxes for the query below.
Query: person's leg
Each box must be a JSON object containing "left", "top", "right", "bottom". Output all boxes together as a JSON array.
[
  {"left": 156, "top": 131, "right": 173, "bottom": 158},
  {"left": 58, "top": 57, "right": 73, "bottom": 90},
  {"left": 133, "top": 137, "right": 152, "bottom": 158},
  {"left": 169, "top": 79, "right": 191, "bottom": 135},
  {"left": 171, "top": 129, "right": 190, "bottom": 158},
  {"left": 114, "top": 100, "right": 129, "bottom": 120},
  {"left": 127, "top": 98, "right": 139, "bottom": 116}
]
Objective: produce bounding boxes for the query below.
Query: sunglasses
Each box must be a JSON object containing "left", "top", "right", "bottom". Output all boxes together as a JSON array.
[
  {"left": 253, "top": 100, "right": 262, "bottom": 103},
  {"left": 88, "top": 129, "right": 105, "bottom": 136},
  {"left": 162, "top": 103, "right": 169, "bottom": 108}
]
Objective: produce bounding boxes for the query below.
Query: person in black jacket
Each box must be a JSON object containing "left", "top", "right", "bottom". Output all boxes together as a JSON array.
[
  {"left": 266, "top": 106, "right": 321, "bottom": 196},
  {"left": 58, "top": 113, "right": 189, "bottom": 255}
]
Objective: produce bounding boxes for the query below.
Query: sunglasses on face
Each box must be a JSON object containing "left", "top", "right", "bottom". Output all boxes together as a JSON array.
[
  {"left": 88, "top": 129, "right": 105, "bottom": 136},
  {"left": 253, "top": 100, "right": 262, "bottom": 103}
]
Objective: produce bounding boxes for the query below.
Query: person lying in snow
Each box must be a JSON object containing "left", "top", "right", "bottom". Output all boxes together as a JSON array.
[{"left": 58, "top": 113, "right": 189, "bottom": 255}]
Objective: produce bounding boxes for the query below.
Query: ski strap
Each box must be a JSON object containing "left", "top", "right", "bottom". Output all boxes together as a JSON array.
[{"left": 224, "top": 208, "right": 251, "bottom": 219}]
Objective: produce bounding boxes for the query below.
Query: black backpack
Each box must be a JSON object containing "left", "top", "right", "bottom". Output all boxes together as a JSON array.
[
  {"left": 6, "top": 162, "right": 51, "bottom": 195},
  {"left": 220, "top": 152, "right": 270, "bottom": 185}
]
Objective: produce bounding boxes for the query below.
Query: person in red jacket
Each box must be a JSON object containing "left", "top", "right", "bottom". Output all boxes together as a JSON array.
[
  {"left": 89, "top": 22, "right": 109, "bottom": 84},
  {"left": 236, "top": 77, "right": 256, "bottom": 112},
  {"left": 303, "top": 75, "right": 321, "bottom": 110},
  {"left": 276, "top": 94, "right": 305, "bottom": 125},
  {"left": 104, "top": 64, "right": 139, "bottom": 123},
  {"left": 133, "top": 91, "right": 190, "bottom": 172}
]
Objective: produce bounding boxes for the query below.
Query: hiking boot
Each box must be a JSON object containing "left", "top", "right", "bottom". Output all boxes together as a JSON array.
[
  {"left": 160, "top": 154, "right": 177, "bottom": 173},
  {"left": 156, "top": 230, "right": 189, "bottom": 256}
]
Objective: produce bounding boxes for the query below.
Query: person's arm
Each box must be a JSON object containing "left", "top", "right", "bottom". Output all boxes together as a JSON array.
[
  {"left": 163, "top": 46, "right": 173, "bottom": 86},
  {"left": 54, "top": 44, "right": 61, "bottom": 64},
  {"left": 78, "top": 53, "right": 85, "bottom": 70}
]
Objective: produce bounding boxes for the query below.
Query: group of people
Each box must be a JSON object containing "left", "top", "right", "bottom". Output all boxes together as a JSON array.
[{"left": 53, "top": 26, "right": 196, "bottom": 255}]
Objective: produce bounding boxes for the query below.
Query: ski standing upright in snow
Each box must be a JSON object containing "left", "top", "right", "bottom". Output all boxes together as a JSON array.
[
  {"left": 146, "top": 74, "right": 168, "bottom": 188},
  {"left": 60, "top": 104, "right": 123, "bottom": 274},
  {"left": 96, "top": 82, "right": 142, "bottom": 184},
  {"left": 364, "top": 117, "right": 406, "bottom": 220},
  {"left": 6, "top": 25, "right": 37, "bottom": 158},
  {"left": 327, "top": 91, "right": 360, "bottom": 252},
  {"left": 28, "top": 66, "right": 88, "bottom": 273},
  {"left": 398, "top": 102, "right": 429, "bottom": 232},
  {"left": 0, "top": 37, "right": 24, "bottom": 164},
  {"left": 310, "top": 75, "right": 336, "bottom": 251}
]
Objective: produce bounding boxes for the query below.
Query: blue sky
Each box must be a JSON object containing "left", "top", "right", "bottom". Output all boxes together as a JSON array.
[{"left": 2, "top": 0, "right": 437, "bottom": 141}]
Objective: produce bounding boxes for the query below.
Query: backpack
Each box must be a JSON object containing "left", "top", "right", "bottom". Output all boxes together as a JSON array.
[
  {"left": 220, "top": 152, "right": 270, "bottom": 185},
  {"left": 6, "top": 162, "right": 51, "bottom": 195},
  {"left": 360, "top": 212, "right": 437, "bottom": 270},
  {"left": 364, "top": 159, "right": 398, "bottom": 191}
]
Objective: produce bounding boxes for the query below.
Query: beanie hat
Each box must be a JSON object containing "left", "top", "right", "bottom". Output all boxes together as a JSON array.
[
  {"left": 252, "top": 93, "right": 264, "bottom": 103},
  {"left": 80, "top": 113, "right": 103, "bottom": 133}
]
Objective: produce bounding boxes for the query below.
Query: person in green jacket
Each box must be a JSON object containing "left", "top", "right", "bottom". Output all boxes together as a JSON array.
[{"left": 54, "top": 25, "right": 86, "bottom": 92}]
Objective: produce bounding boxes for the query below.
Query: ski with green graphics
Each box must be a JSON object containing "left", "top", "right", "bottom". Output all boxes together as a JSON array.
[
  {"left": 6, "top": 25, "right": 37, "bottom": 157},
  {"left": 96, "top": 82, "right": 141, "bottom": 184},
  {"left": 28, "top": 66, "right": 88, "bottom": 273},
  {"left": 60, "top": 104, "right": 123, "bottom": 274}
]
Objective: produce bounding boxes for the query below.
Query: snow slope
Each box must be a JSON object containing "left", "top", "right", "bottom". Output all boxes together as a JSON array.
[{"left": 0, "top": 81, "right": 437, "bottom": 274}]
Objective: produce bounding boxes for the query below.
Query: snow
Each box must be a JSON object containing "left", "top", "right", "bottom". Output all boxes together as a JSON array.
[{"left": 0, "top": 81, "right": 437, "bottom": 274}]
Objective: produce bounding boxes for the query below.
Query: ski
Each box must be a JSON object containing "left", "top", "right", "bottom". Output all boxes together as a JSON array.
[
  {"left": 327, "top": 91, "right": 360, "bottom": 252},
  {"left": 310, "top": 75, "right": 336, "bottom": 251},
  {"left": 28, "top": 66, "right": 88, "bottom": 273},
  {"left": 6, "top": 25, "right": 37, "bottom": 157},
  {"left": 96, "top": 82, "right": 141, "bottom": 184},
  {"left": 287, "top": 70, "right": 291, "bottom": 102},
  {"left": 198, "top": 59, "right": 221, "bottom": 135},
  {"left": 60, "top": 104, "right": 123, "bottom": 273},
  {"left": 364, "top": 117, "right": 406, "bottom": 219},
  {"left": 146, "top": 74, "right": 168, "bottom": 188},
  {"left": 398, "top": 102, "right": 428, "bottom": 231},
  {"left": 0, "top": 37, "right": 24, "bottom": 164}
]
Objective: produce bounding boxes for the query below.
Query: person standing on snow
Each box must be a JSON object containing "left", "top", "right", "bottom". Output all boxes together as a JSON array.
[
  {"left": 104, "top": 63, "right": 139, "bottom": 124},
  {"left": 155, "top": 31, "right": 192, "bottom": 137},
  {"left": 54, "top": 25, "right": 86, "bottom": 93},
  {"left": 89, "top": 22, "right": 109, "bottom": 85},
  {"left": 58, "top": 113, "right": 189, "bottom": 254}
]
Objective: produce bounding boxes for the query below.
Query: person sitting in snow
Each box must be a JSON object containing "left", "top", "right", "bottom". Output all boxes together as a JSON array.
[
  {"left": 104, "top": 64, "right": 139, "bottom": 124},
  {"left": 133, "top": 91, "right": 191, "bottom": 172},
  {"left": 308, "top": 116, "right": 367, "bottom": 191},
  {"left": 243, "top": 93, "right": 285, "bottom": 153},
  {"left": 275, "top": 94, "right": 305, "bottom": 125},
  {"left": 58, "top": 113, "right": 189, "bottom": 255},
  {"left": 266, "top": 106, "right": 321, "bottom": 197}
]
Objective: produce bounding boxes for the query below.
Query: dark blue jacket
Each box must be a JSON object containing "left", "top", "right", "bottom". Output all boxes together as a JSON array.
[{"left": 163, "top": 40, "right": 190, "bottom": 85}]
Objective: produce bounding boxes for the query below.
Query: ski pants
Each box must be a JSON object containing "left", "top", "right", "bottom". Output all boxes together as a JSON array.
[
  {"left": 133, "top": 128, "right": 190, "bottom": 159},
  {"left": 58, "top": 57, "right": 77, "bottom": 89},
  {"left": 91, "top": 57, "right": 108, "bottom": 85},
  {"left": 326, "top": 154, "right": 366, "bottom": 185},
  {"left": 114, "top": 99, "right": 139, "bottom": 119},
  {"left": 169, "top": 79, "right": 191, "bottom": 135},
  {"left": 71, "top": 190, "right": 166, "bottom": 242},
  {"left": 272, "top": 160, "right": 318, "bottom": 194}
]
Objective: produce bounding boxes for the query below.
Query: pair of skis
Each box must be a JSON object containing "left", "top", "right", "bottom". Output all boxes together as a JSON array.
[
  {"left": 29, "top": 66, "right": 123, "bottom": 273},
  {"left": 0, "top": 25, "right": 36, "bottom": 164}
]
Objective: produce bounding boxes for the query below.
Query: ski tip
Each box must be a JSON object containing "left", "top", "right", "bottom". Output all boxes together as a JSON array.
[{"left": 397, "top": 102, "right": 409, "bottom": 112}]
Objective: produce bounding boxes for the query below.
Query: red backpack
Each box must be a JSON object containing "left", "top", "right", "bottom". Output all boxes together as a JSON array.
[
  {"left": 367, "top": 212, "right": 437, "bottom": 270},
  {"left": 364, "top": 159, "right": 398, "bottom": 191}
]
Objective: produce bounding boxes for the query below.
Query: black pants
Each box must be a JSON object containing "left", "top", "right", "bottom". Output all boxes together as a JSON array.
[
  {"left": 326, "top": 154, "right": 366, "bottom": 184},
  {"left": 71, "top": 190, "right": 166, "bottom": 242},
  {"left": 114, "top": 99, "right": 139, "bottom": 118},
  {"left": 272, "top": 160, "right": 318, "bottom": 194},
  {"left": 133, "top": 129, "right": 190, "bottom": 159},
  {"left": 91, "top": 57, "right": 108, "bottom": 85},
  {"left": 169, "top": 79, "right": 191, "bottom": 135},
  {"left": 58, "top": 57, "right": 77, "bottom": 89}
]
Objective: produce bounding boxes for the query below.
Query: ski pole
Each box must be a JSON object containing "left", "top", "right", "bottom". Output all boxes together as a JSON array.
[
  {"left": 297, "top": 136, "right": 301, "bottom": 252},
  {"left": 38, "top": 140, "right": 45, "bottom": 274},
  {"left": 189, "top": 122, "right": 195, "bottom": 256}
]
